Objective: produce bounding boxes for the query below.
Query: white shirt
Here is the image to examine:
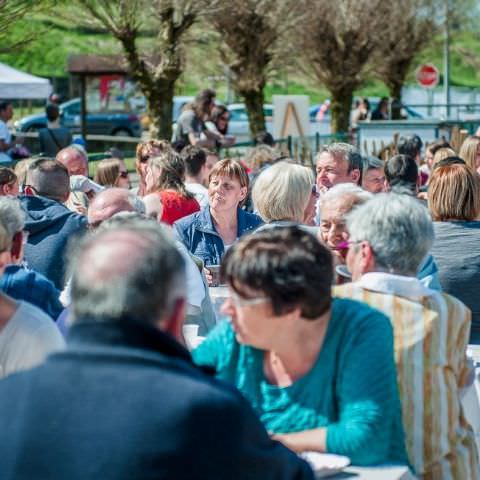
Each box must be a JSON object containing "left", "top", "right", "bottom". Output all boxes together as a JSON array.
[
  {"left": 186, "top": 182, "right": 209, "bottom": 209},
  {"left": 0, "top": 301, "right": 65, "bottom": 379},
  {"left": 356, "top": 271, "right": 435, "bottom": 300},
  {"left": 176, "top": 241, "right": 206, "bottom": 308}
]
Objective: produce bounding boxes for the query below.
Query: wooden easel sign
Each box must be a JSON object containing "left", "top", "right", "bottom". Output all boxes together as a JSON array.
[{"left": 273, "top": 95, "right": 309, "bottom": 139}]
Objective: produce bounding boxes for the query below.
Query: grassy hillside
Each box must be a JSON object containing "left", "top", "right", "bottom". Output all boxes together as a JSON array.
[{"left": 1, "top": 14, "right": 479, "bottom": 104}]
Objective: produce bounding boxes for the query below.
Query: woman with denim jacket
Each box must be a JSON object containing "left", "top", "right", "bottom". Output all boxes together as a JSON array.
[{"left": 174, "top": 159, "right": 262, "bottom": 279}]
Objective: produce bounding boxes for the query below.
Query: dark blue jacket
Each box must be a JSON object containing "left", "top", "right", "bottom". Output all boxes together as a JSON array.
[
  {"left": 0, "top": 319, "right": 313, "bottom": 480},
  {"left": 174, "top": 207, "right": 263, "bottom": 265},
  {"left": 0, "top": 264, "right": 63, "bottom": 320},
  {"left": 20, "top": 195, "right": 87, "bottom": 289}
]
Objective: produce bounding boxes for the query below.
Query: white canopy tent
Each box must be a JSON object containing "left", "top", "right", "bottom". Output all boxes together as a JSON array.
[{"left": 0, "top": 62, "right": 52, "bottom": 99}]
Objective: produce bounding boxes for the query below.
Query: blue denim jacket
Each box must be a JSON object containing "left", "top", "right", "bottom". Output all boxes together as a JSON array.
[{"left": 174, "top": 207, "right": 263, "bottom": 266}]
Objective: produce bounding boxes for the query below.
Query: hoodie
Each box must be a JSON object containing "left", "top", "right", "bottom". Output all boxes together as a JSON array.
[{"left": 20, "top": 195, "right": 87, "bottom": 290}]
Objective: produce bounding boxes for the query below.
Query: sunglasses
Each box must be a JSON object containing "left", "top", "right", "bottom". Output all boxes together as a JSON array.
[
  {"left": 311, "top": 184, "right": 320, "bottom": 198},
  {"left": 118, "top": 171, "right": 129, "bottom": 179}
]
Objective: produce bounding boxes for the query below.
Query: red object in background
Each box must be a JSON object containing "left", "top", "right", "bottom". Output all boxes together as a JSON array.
[{"left": 416, "top": 64, "right": 439, "bottom": 89}]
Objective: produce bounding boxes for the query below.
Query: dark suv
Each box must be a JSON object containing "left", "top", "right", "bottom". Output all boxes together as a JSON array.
[{"left": 14, "top": 98, "right": 142, "bottom": 137}]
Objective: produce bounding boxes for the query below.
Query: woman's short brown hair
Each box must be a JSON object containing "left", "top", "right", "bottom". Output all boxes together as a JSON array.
[
  {"left": 428, "top": 163, "right": 480, "bottom": 221},
  {"left": 209, "top": 158, "right": 249, "bottom": 189},
  {"left": 221, "top": 226, "right": 333, "bottom": 319}
]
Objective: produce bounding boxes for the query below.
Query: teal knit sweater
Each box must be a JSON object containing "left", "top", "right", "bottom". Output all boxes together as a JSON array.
[{"left": 193, "top": 298, "right": 407, "bottom": 466}]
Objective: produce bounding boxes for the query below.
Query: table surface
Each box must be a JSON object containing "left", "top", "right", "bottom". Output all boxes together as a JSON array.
[{"left": 326, "top": 465, "right": 414, "bottom": 479}]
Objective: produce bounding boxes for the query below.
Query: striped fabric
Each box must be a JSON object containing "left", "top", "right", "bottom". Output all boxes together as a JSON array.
[{"left": 335, "top": 277, "right": 478, "bottom": 479}]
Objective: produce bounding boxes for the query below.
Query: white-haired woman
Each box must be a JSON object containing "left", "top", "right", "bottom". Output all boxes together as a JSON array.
[{"left": 252, "top": 160, "right": 318, "bottom": 226}]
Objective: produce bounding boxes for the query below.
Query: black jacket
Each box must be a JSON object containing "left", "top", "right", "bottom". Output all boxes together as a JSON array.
[{"left": 0, "top": 318, "right": 313, "bottom": 480}]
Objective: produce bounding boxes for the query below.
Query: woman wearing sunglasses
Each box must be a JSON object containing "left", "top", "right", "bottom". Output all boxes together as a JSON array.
[
  {"left": 94, "top": 157, "right": 131, "bottom": 189},
  {"left": 193, "top": 226, "right": 407, "bottom": 468}
]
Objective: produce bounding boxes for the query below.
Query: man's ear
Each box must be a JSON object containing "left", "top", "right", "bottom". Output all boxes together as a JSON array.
[
  {"left": 61, "top": 190, "right": 70, "bottom": 203},
  {"left": 361, "top": 242, "right": 376, "bottom": 273},
  {"left": 350, "top": 168, "right": 361, "bottom": 184}
]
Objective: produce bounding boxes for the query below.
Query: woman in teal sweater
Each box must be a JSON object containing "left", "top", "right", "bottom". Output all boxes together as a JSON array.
[{"left": 193, "top": 226, "right": 407, "bottom": 466}]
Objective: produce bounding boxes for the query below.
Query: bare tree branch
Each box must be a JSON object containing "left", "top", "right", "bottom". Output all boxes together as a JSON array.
[
  {"left": 371, "top": 0, "right": 437, "bottom": 118},
  {"left": 73, "top": 0, "right": 217, "bottom": 138},
  {"left": 296, "top": 0, "right": 392, "bottom": 133},
  {"left": 209, "top": 0, "right": 305, "bottom": 138}
]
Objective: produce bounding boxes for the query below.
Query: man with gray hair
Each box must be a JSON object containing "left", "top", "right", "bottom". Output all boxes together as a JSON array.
[
  {"left": 82, "top": 187, "right": 215, "bottom": 336},
  {"left": 0, "top": 218, "right": 313, "bottom": 480},
  {"left": 334, "top": 193, "right": 477, "bottom": 478},
  {"left": 56, "top": 145, "right": 93, "bottom": 214},
  {"left": 315, "top": 142, "right": 362, "bottom": 224},
  {"left": 315, "top": 142, "right": 362, "bottom": 193},
  {"left": 360, "top": 156, "right": 385, "bottom": 193},
  {"left": 0, "top": 197, "right": 64, "bottom": 379},
  {"left": 318, "top": 183, "right": 372, "bottom": 267}
]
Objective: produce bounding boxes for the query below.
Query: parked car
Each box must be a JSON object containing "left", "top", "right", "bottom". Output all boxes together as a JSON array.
[
  {"left": 15, "top": 98, "right": 142, "bottom": 137},
  {"left": 227, "top": 103, "right": 273, "bottom": 142},
  {"left": 228, "top": 103, "right": 331, "bottom": 142}
]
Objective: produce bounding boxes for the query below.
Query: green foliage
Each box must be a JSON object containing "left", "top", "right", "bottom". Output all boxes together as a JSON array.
[{"left": 1, "top": 11, "right": 479, "bottom": 98}]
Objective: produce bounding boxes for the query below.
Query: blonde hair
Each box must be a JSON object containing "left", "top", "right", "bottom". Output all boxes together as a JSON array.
[
  {"left": 431, "top": 147, "right": 456, "bottom": 169},
  {"left": 459, "top": 136, "right": 480, "bottom": 171},
  {"left": 428, "top": 164, "right": 480, "bottom": 221},
  {"left": 14, "top": 158, "right": 35, "bottom": 186},
  {"left": 252, "top": 161, "right": 314, "bottom": 223},
  {"left": 94, "top": 158, "right": 124, "bottom": 187}
]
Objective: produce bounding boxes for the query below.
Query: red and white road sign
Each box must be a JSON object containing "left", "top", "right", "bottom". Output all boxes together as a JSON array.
[{"left": 416, "top": 63, "right": 440, "bottom": 89}]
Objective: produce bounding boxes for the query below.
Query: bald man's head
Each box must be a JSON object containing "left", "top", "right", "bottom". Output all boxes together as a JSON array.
[
  {"left": 69, "top": 218, "right": 185, "bottom": 328},
  {"left": 87, "top": 188, "right": 145, "bottom": 227},
  {"left": 57, "top": 146, "right": 88, "bottom": 177}
]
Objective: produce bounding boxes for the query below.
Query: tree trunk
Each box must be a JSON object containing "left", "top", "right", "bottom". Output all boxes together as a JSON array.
[
  {"left": 241, "top": 88, "right": 266, "bottom": 139},
  {"left": 389, "top": 81, "right": 403, "bottom": 120},
  {"left": 145, "top": 79, "right": 175, "bottom": 140},
  {"left": 330, "top": 89, "right": 353, "bottom": 134}
]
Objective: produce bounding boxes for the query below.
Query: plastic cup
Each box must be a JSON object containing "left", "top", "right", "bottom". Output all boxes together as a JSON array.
[{"left": 208, "top": 265, "right": 221, "bottom": 287}]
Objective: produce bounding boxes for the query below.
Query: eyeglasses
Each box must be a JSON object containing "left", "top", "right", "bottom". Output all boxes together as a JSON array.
[
  {"left": 118, "top": 171, "right": 129, "bottom": 179},
  {"left": 229, "top": 291, "right": 270, "bottom": 308},
  {"left": 335, "top": 239, "right": 364, "bottom": 251}
]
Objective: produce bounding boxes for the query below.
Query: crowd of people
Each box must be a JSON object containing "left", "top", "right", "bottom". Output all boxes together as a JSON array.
[{"left": 0, "top": 88, "right": 479, "bottom": 479}]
